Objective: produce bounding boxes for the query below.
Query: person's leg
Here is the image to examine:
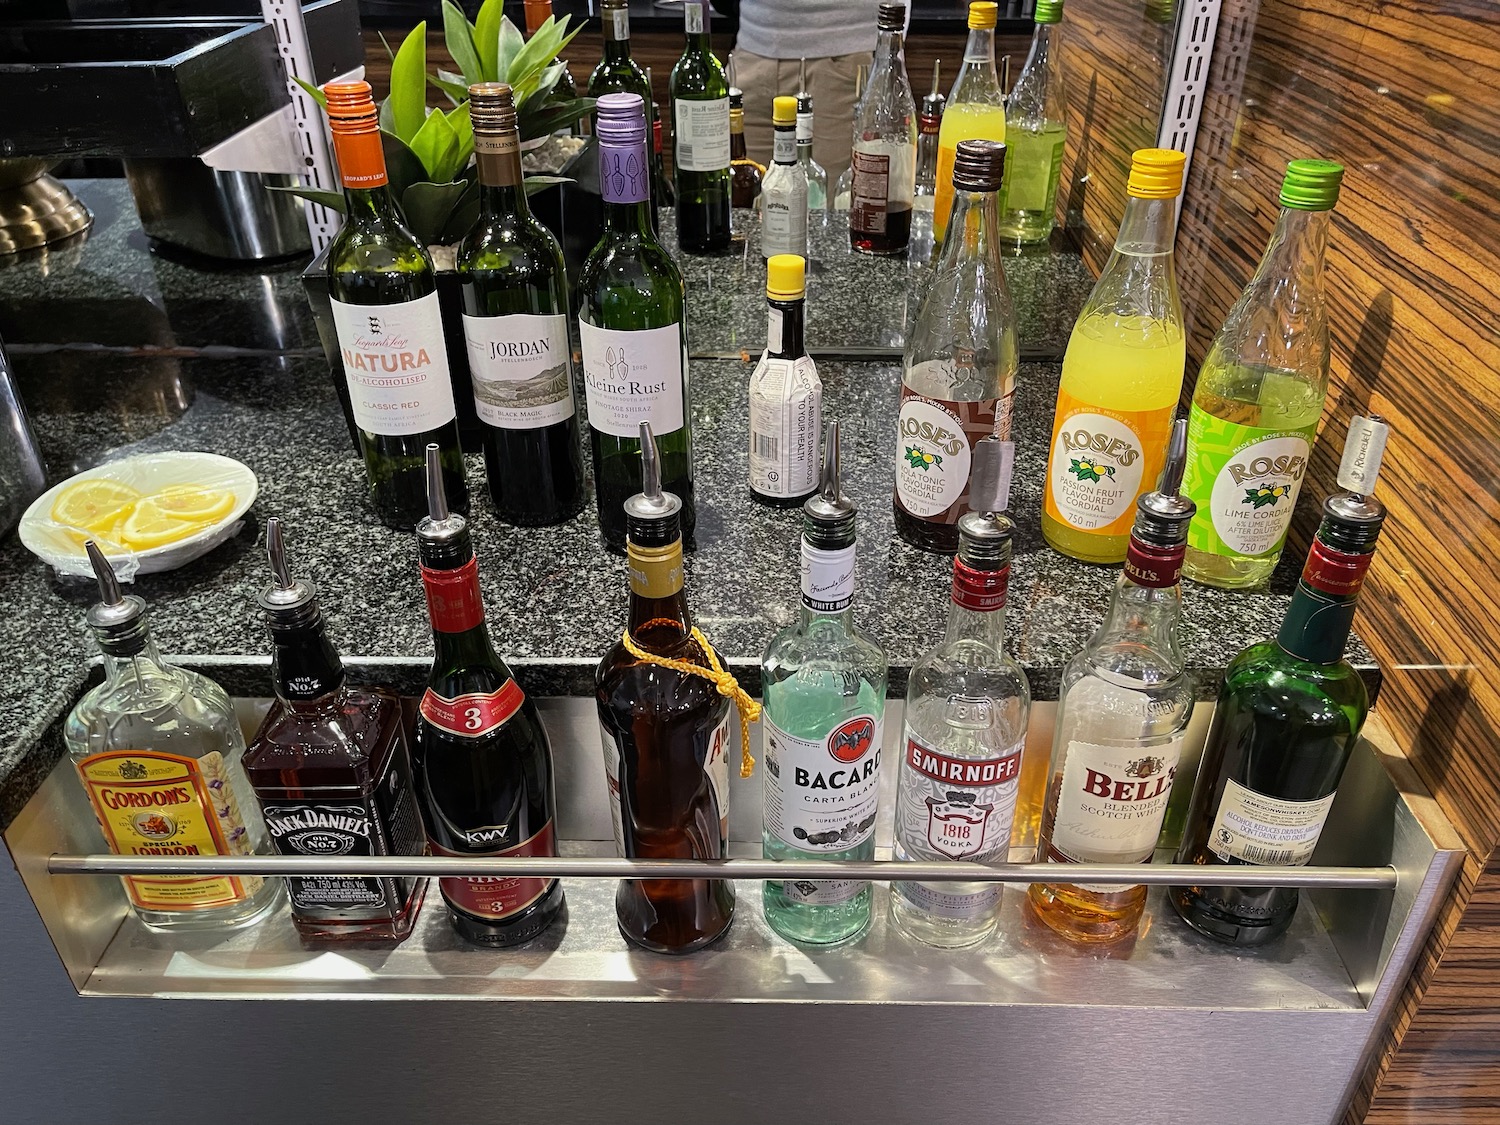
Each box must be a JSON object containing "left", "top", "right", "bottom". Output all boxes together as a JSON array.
[
  {"left": 810, "top": 50, "right": 870, "bottom": 187},
  {"left": 731, "top": 48, "right": 779, "bottom": 168}
]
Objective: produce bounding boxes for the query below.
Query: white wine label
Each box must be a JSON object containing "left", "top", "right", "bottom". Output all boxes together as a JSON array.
[
  {"left": 762, "top": 713, "right": 882, "bottom": 852},
  {"left": 600, "top": 724, "right": 626, "bottom": 855},
  {"left": 749, "top": 355, "right": 821, "bottom": 498},
  {"left": 800, "top": 541, "right": 855, "bottom": 612},
  {"left": 895, "top": 733, "right": 1022, "bottom": 864},
  {"left": 674, "top": 97, "right": 731, "bottom": 171},
  {"left": 462, "top": 312, "right": 575, "bottom": 430},
  {"left": 706, "top": 707, "right": 733, "bottom": 838},
  {"left": 1208, "top": 779, "right": 1336, "bottom": 867},
  {"left": 578, "top": 320, "right": 686, "bottom": 437},
  {"left": 330, "top": 292, "right": 458, "bottom": 437},
  {"left": 1047, "top": 738, "right": 1183, "bottom": 890}
]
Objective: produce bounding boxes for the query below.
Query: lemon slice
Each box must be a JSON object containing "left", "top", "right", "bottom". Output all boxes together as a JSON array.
[
  {"left": 120, "top": 498, "right": 203, "bottom": 550},
  {"left": 151, "top": 485, "right": 235, "bottom": 523},
  {"left": 51, "top": 479, "right": 142, "bottom": 532}
]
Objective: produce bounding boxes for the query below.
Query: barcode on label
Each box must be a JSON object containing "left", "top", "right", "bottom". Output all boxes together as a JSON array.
[
  {"left": 754, "top": 432, "right": 778, "bottom": 460},
  {"left": 1239, "top": 844, "right": 1296, "bottom": 866},
  {"left": 679, "top": 142, "right": 693, "bottom": 166}
]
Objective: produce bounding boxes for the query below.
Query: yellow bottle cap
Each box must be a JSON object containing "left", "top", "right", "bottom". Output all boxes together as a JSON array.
[
  {"left": 969, "top": 1, "right": 999, "bottom": 28},
  {"left": 772, "top": 95, "right": 798, "bottom": 126},
  {"left": 1127, "top": 148, "right": 1186, "bottom": 199},
  {"left": 766, "top": 254, "right": 806, "bottom": 300}
]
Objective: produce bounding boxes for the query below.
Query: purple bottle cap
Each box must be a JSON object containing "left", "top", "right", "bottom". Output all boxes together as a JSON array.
[
  {"left": 596, "top": 92, "right": 650, "bottom": 204},
  {"left": 595, "top": 92, "right": 648, "bottom": 147}
]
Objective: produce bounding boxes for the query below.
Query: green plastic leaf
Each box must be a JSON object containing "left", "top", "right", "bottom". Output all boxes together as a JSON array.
[
  {"left": 517, "top": 96, "right": 596, "bottom": 140},
  {"left": 495, "top": 16, "right": 525, "bottom": 79},
  {"left": 447, "top": 101, "right": 475, "bottom": 169},
  {"left": 439, "top": 180, "right": 482, "bottom": 243},
  {"left": 267, "top": 183, "right": 346, "bottom": 212},
  {"left": 380, "top": 130, "right": 429, "bottom": 195},
  {"left": 387, "top": 21, "right": 429, "bottom": 144},
  {"left": 523, "top": 175, "right": 572, "bottom": 196},
  {"left": 292, "top": 75, "right": 328, "bottom": 110},
  {"left": 474, "top": 0, "right": 503, "bottom": 81},
  {"left": 409, "top": 105, "right": 462, "bottom": 182},
  {"left": 429, "top": 72, "right": 470, "bottom": 105},
  {"left": 400, "top": 179, "right": 471, "bottom": 245},
  {"left": 516, "top": 61, "right": 566, "bottom": 108},
  {"left": 508, "top": 15, "right": 564, "bottom": 87},
  {"left": 441, "top": 0, "right": 484, "bottom": 88}
]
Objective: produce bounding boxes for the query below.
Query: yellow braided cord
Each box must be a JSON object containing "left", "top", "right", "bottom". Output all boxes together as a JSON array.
[{"left": 620, "top": 627, "right": 760, "bottom": 778}]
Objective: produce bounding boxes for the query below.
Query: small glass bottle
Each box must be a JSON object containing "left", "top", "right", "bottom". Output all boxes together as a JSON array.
[
  {"left": 761, "top": 421, "right": 889, "bottom": 945},
  {"left": 1029, "top": 420, "right": 1196, "bottom": 944},
  {"left": 891, "top": 440, "right": 1029, "bottom": 948},
  {"left": 795, "top": 61, "right": 829, "bottom": 216},
  {"left": 850, "top": 4, "right": 917, "bottom": 255},
  {"left": 244, "top": 519, "right": 428, "bottom": 943},
  {"left": 934, "top": 2, "right": 1006, "bottom": 243},
  {"left": 895, "top": 139, "right": 1019, "bottom": 554},
  {"left": 761, "top": 96, "right": 810, "bottom": 258},
  {"left": 728, "top": 84, "right": 765, "bottom": 209},
  {"left": 913, "top": 61, "right": 946, "bottom": 212},
  {"left": 997, "top": 0, "right": 1068, "bottom": 243},
  {"left": 66, "top": 542, "right": 283, "bottom": 932},
  {"left": 749, "top": 255, "right": 822, "bottom": 506}
]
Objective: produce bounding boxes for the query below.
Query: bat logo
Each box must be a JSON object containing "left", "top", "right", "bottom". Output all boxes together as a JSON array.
[{"left": 827, "top": 717, "right": 876, "bottom": 764}]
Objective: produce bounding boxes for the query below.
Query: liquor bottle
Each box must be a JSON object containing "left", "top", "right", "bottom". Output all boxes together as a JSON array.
[
  {"left": 895, "top": 139, "right": 1018, "bottom": 553},
  {"left": 1042, "top": 147, "right": 1186, "bottom": 563},
  {"left": 244, "top": 518, "right": 428, "bottom": 943},
  {"left": 890, "top": 440, "right": 1029, "bottom": 948},
  {"left": 524, "top": 0, "right": 579, "bottom": 103},
  {"left": 795, "top": 61, "right": 829, "bottom": 216},
  {"left": 749, "top": 254, "right": 822, "bottom": 505},
  {"left": 761, "top": 96, "right": 810, "bottom": 257},
  {"left": 411, "top": 446, "right": 564, "bottom": 946},
  {"left": 670, "top": 0, "right": 733, "bottom": 253},
  {"left": 913, "top": 61, "right": 946, "bottom": 212},
  {"left": 1173, "top": 417, "right": 1389, "bottom": 946},
  {"left": 1029, "top": 420, "right": 1197, "bottom": 944},
  {"left": 457, "top": 83, "right": 586, "bottom": 528},
  {"left": 66, "top": 542, "right": 282, "bottom": 931},
  {"left": 997, "top": 0, "right": 1067, "bottom": 243},
  {"left": 728, "top": 84, "right": 765, "bottom": 210},
  {"left": 1180, "top": 160, "right": 1345, "bottom": 589},
  {"left": 831, "top": 63, "right": 868, "bottom": 213},
  {"left": 646, "top": 66, "right": 675, "bottom": 208},
  {"left": 933, "top": 2, "right": 1006, "bottom": 243},
  {"left": 762, "top": 421, "right": 889, "bottom": 945},
  {"left": 850, "top": 4, "right": 917, "bottom": 255},
  {"left": 597, "top": 424, "right": 750, "bottom": 954},
  {"left": 579, "top": 93, "right": 696, "bottom": 552},
  {"left": 322, "top": 80, "right": 467, "bottom": 530}
]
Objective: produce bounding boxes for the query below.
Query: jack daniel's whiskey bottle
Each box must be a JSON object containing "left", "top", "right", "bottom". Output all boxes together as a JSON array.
[{"left": 412, "top": 446, "right": 564, "bottom": 946}]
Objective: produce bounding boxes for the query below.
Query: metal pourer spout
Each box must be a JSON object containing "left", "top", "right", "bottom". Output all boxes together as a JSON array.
[
  {"left": 84, "top": 540, "right": 148, "bottom": 654},
  {"left": 267, "top": 517, "right": 293, "bottom": 592},
  {"left": 259, "top": 516, "right": 317, "bottom": 620},
  {"left": 640, "top": 421, "right": 663, "bottom": 504},
  {"left": 1133, "top": 417, "right": 1195, "bottom": 546},
  {"left": 1159, "top": 415, "right": 1188, "bottom": 497},
  {"left": 820, "top": 418, "right": 841, "bottom": 504},
  {"left": 87, "top": 540, "right": 122, "bottom": 609},
  {"left": 624, "top": 421, "right": 683, "bottom": 545},
  {"left": 426, "top": 443, "right": 449, "bottom": 523},
  {"left": 803, "top": 420, "right": 856, "bottom": 545}
]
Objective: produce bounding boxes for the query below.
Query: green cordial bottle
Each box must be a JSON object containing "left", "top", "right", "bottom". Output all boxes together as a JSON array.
[
  {"left": 1180, "top": 159, "right": 1344, "bottom": 588},
  {"left": 997, "top": 0, "right": 1068, "bottom": 244},
  {"left": 669, "top": 0, "right": 733, "bottom": 253},
  {"left": 323, "top": 81, "right": 468, "bottom": 529}
]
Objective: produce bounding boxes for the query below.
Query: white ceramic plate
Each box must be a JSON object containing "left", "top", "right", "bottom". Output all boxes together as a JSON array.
[{"left": 18, "top": 451, "right": 258, "bottom": 580}]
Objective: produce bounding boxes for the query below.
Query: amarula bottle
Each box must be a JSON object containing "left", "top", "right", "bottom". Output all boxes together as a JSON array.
[
  {"left": 1173, "top": 417, "right": 1388, "bottom": 946},
  {"left": 457, "top": 83, "right": 585, "bottom": 528},
  {"left": 322, "top": 80, "right": 467, "bottom": 530},
  {"left": 412, "top": 447, "right": 564, "bottom": 947},
  {"left": 850, "top": 4, "right": 917, "bottom": 255},
  {"left": 244, "top": 518, "right": 428, "bottom": 943},
  {"left": 597, "top": 423, "right": 745, "bottom": 954},
  {"left": 670, "top": 0, "right": 733, "bottom": 253},
  {"left": 589, "top": 0, "right": 660, "bottom": 228},
  {"left": 997, "top": 0, "right": 1067, "bottom": 244},
  {"left": 579, "top": 93, "right": 696, "bottom": 552},
  {"left": 1180, "top": 160, "right": 1345, "bottom": 589},
  {"left": 66, "top": 542, "right": 282, "bottom": 931},
  {"left": 891, "top": 440, "right": 1029, "bottom": 948},
  {"left": 762, "top": 421, "right": 889, "bottom": 945},
  {"left": 896, "top": 139, "right": 1018, "bottom": 554},
  {"left": 913, "top": 61, "right": 946, "bottom": 213},
  {"left": 749, "top": 254, "right": 822, "bottom": 505},
  {"left": 761, "top": 96, "right": 809, "bottom": 257},
  {"left": 796, "top": 62, "right": 829, "bottom": 216},
  {"left": 729, "top": 84, "right": 765, "bottom": 209},
  {"left": 1042, "top": 147, "right": 1186, "bottom": 563},
  {"left": 1029, "top": 420, "right": 1196, "bottom": 944},
  {"left": 933, "top": 2, "right": 1006, "bottom": 243}
]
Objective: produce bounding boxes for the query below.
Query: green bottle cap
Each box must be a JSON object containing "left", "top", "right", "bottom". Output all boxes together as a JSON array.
[
  {"left": 1034, "top": 0, "right": 1063, "bottom": 23},
  {"left": 1279, "top": 159, "right": 1344, "bottom": 211}
]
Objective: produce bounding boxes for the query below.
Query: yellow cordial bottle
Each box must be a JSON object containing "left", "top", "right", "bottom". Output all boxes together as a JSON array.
[
  {"left": 1041, "top": 148, "right": 1187, "bottom": 563},
  {"left": 933, "top": 1, "right": 1006, "bottom": 242}
]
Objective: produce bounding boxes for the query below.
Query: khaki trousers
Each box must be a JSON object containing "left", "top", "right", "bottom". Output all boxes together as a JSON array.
[{"left": 731, "top": 48, "right": 871, "bottom": 186}]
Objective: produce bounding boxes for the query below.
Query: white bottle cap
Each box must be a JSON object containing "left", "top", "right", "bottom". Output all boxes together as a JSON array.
[{"left": 1337, "top": 414, "right": 1389, "bottom": 495}]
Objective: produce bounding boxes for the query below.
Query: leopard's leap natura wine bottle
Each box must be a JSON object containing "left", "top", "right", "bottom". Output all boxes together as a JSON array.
[{"left": 323, "top": 80, "right": 468, "bottom": 529}]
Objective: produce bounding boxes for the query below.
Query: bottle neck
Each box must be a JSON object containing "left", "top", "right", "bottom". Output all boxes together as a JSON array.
[
  {"left": 1247, "top": 206, "right": 1332, "bottom": 307},
  {"left": 730, "top": 109, "right": 747, "bottom": 157},
  {"left": 1114, "top": 193, "right": 1178, "bottom": 255},
  {"left": 603, "top": 7, "right": 632, "bottom": 60},
  {"left": 961, "top": 26, "right": 998, "bottom": 79},
  {"left": 1276, "top": 534, "right": 1370, "bottom": 664},
  {"left": 627, "top": 538, "right": 694, "bottom": 641},
  {"left": 1027, "top": 22, "right": 1059, "bottom": 77},
  {"left": 796, "top": 107, "right": 815, "bottom": 154},
  {"left": 937, "top": 184, "right": 1002, "bottom": 270},
  {"left": 343, "top": 183, "right": 402, "bottom": 228},
  {"left": 600, "top": 137, "right": 656, "bottom": 235},
  {"left": 767, "top": 295, "right": 807, "bottom": 359},
  {"left": 772, "top": 122, "right": 797, "bottom": 165},
  {"left": 684, "top": 1, "right": 712, "bottom": 53},
  {"left": 873, "top": 27, "right": 906, "bottom": 72},
  {"left": 945, "top": 558, "right": 1010, "bottom": 651},
  {"left": 100, "top": 637, "right": 170, "bottom": 688},
  {"left": 421, "top": 555, "right": 503, "bottom": 669},
  {"left": 1092, "top": 568, "right": 1185, "bottom": 665},
  {"left": 474, "top": 133, "right": 528, "bottom": 219},
  {"left": 799, "top": 536, "right": 856, "bottom": 630},
  {"left": 270, "top": 615, "right": 349, "bottom": 710}
]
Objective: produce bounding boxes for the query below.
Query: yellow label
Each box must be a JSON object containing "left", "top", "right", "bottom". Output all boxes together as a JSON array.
[
  {"left": 78, "top": 750, "right": 258, "bottom": 911},
  {"left": 1044, "top": 388, "right": 1175, "bottom": 538}
]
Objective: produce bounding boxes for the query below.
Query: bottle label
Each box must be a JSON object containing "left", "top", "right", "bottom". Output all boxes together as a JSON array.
[
  {"left": 894, "top": 872, "right": 1000, "bottom": 920},
  {"left": 600, "top": 137, "right": 651, "bottom": 204},
  {"left": 773, "top": 129, "right": 798, "bottom": 165},
  {"left": 894, "top": 387, "right": 1004, "bottom": 522},
  {"left": 420, "top": 558, "right": 485, "bottom": 633},
  {"left": 952, "top": 559, "right": 1010, "bottom": 612},
  {"left": 627, "top": 540, "right": 686, "bottom": 598},
  {"left": 749, "top": 354, "right": 821, "bottom": 498},
  {"left": 706, "top": 706, "right": 733, "bottom": 839},
  {"left": 1207, "top": 779, "right": 1336, "bottom": 866},
  {"left": 796, "top": 110, "right": 814, "bottom": 143},
  {"left": 762, "top": 178, "right": 809, "bottom": 256},
  {"left": 1182, "top": 406, "right": 1315, "bottom": 560},
  {"left": 330, "top": 292, "right": 458, "bottom": 438},
  {"left": 77, "top": 750, "right": 261, "bottom": 912},
  {"left": 1046, "top": 738, "right": 1183, "bottom": 891},
  {"left": 433, "top": 820, "right": 558, "bottom": 920},
  {"left": 606, "top": 6, "right": 629, "bottom": 39},
  {"left": 419, "top": 680, "right": 527, "bottom": 739},
  {"left": 1044, "top": 399, "right": 1172, "bottom": 535},
  {"left": 1302, "top": 538, "right": 1373, "bottom": 597},
  {"left": 801, "top": 540, "right": 856, "bottom": 612},
  {"left": 601, "top": 724, "right": 627, "bottom": 854},
  {"left": 685, "top": 2, "right": 704, "bottom": 33},
  {"left": 1123, "top": 538, "right": 1186, "bottom": 588},
  {"left": 673, "top": 97, "right": 731, "bottom": 172},
  {"left": 850, "top": 148, "right": 891, "bottom": 233},
  {"left": 462, "top": 311, "right": 576, "bottom": 430},
  {"left": 762, "top": 713, "right": 882, "bottom": 852},
  {"left": 578, "top": 320, "right": 686, "bottom": 438},
  {"left": 777, "top": 877, "right": 866, "bottom": 906},
  {"left": 896, "top": 733, "right": 1023, "bottom": 864}
]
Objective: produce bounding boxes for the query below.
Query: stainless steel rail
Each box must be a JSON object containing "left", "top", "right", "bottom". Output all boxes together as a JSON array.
[{"left": 47, "top": 853, "right": 1400, "bottom": 889}]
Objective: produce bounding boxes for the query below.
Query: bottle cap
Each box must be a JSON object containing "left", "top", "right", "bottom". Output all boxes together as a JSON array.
[
  {"left": 956, "top": 510, "right": 1015, "bottom": 570},
  {"left": 595, "top": 91, "right": 647, "bottom": 147},
  {"left": 524, "top": 0, "right": 552, "bottom": 34},
  {"left": 1034, "top": 0, "right": 1064, "bottom": 23},
  {"left": 625, "top": 422, "right": 683, "bottom": 548},
  {"left": 258, "top": 517, "right": 319, "bottom": 627},
  {"left": 1321, "top": 414, "right": 1388, "bottom": 551},
  {"left": 804, "top": 420, "right": 856, "bottom": 549},
  {"left": 1280, "top": 159, "right": 1344, "bottom": 211},
  {"left": 1337, "top": 413, "right": 1388, "bottom": 494},
  {"left": 323, "top": 80, "right": 378, "bottom": 125},
  {"left": 1126, "top": 147, "right": 1186, "bottom": 199},
  {"left": 952, "top": 138, "right": 1008, "bottom": 192},
  {"left": 1144, "top": 0, "right": 1177, "bottom": 23},
  {"left": 878, "top": 3, "right": 906, "bottom": 31},
  {"left": 1133, "top": 417, "right": 1195, "bottom": 546},
  {"left": 968, "top": 1, "right": 998, "bottom": 28},
  {"left": 84, "top": 541, "right": 149, "bottom": 657},
  {"left": 772, "top": 95, "right": 797, "bottom": 127},
  {"left": 468, "top": 82, "right": 519, "bottom": 134},
  {"left": 766, "top": 254, "right": 806, "bottom": 300},
  {"left": 415, "top": 443, "right": 471, "bottom": 567}
]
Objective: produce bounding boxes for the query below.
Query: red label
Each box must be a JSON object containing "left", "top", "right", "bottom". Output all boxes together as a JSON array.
[
  {"left": 952, "top": 558, "right": 1010, "bottom": 612},
  {"left": 1124, "top": 538, "right": 1185, "bottom": 588},
  {"left": 421, "top": 557, "right": 485, "bottom": 633},
  {"left": 1302, "top": 539, "right": 1372, "bottom": 597},
  {"left": 433, "top": 821, "right": 557, "bottom": 921},
  {"left": 419, "top": 680, "right": 526, "bottom": 738},
  {"left": 906, "top": 739, "right": 1022, "bottom": 786},
  {"left": 652, "top": 117, "right": 663, "bottom": 155}
]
